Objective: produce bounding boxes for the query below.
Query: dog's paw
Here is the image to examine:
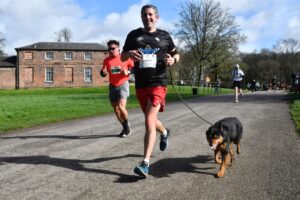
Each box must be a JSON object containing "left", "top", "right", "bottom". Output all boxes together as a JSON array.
[{"left": 216, "top": 171, "right": 225, "bottom": 178}]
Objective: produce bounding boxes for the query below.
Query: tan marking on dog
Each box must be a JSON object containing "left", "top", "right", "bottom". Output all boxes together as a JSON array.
[{"left": 217, "top": 152, "right": 231, "bottom": 178}]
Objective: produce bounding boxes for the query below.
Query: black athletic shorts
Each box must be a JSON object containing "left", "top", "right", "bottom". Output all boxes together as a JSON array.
[{"left": 233, "top": 81, "right": 242, "bottom": 88}]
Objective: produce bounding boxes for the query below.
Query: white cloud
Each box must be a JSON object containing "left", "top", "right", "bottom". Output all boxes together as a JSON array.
[
  {"left": 219, "top": 0, "right": 259, "bottom": 12},
  {"left": 0, "top": 0, "right": 155, "bottom": 54},
  {"left": 1, "top": 0, "right": 299, "bottom": 55},
  {"left": 0, "top": 0, "right": 85, "bottom": 55},
  {"left": 218, "top": 0, "right": 300, "bottom": 52},
  {"left": 287, "top": 16, "right": 300, "bottom": 40}
]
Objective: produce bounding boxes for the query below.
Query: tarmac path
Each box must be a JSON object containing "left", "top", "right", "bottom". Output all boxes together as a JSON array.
[{"left": 0, "top": 91, "right": 299, "bottom": 200}]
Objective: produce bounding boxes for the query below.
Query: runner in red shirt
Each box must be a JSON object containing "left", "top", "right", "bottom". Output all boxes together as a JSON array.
[{"left": 100, "top": 40, "right": 134, "bottom": 137}]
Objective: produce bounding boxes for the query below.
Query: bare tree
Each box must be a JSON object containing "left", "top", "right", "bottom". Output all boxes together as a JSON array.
[
  {"left": 55, "top": 27, "right": 72, "bottom": 43},
  {"left": 273, "top": 38, "right": 300, "bottom": 79},
  {"left": 175, "top": 0, "right": 246, "bottom": 83},
  {"left": 273, "top": 38, "right": 300, "bottom": 54},
  {"left": 0, "top": 32, "right": 5, "bottom": 55}
]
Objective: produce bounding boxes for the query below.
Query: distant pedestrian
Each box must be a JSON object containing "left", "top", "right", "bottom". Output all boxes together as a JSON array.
[
  {"left": 214, "top": 78, "right": 221, "bottom": 94},
  {"left": 232, "top": 64, "right": 244, "bottom": 103},
  {"left": 100, "top": 40, "right": 134, "bottom": 137},
  {"left": 271, "top": 76, "right": 278, "bottom": 92},
  {"left": 251, "top": 79, "right": 256, "bottom": 92}
]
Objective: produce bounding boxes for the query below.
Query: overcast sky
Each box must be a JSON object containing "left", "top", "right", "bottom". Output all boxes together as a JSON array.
[{"left": 0, "top": 0, "right": 299, "bottom": 55}]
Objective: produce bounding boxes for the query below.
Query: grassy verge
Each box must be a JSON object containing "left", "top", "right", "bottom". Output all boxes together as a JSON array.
[
  {"left": 0, "top": 86, "right": 232, "bottom": 133},
  {"left": 288, "top": 93, "right": 300, "bottom": 136}
]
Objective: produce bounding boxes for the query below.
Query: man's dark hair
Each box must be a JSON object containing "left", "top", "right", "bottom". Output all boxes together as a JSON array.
[
  {"left": 141, "top": 4, "right": 159, "bottom": 16},
  {"left": 107, "top": 40, "right": 119, "bottom": 47}
]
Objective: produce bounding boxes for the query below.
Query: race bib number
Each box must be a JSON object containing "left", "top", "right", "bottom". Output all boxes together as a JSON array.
[
  {"left": 110, "top": 66, "right": 122, "bottom": 74},
  {"left": 139, "top": 54, "right": 157, "bottom": 68}
]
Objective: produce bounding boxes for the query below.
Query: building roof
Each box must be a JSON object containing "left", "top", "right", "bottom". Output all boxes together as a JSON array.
[
  {"left": 0, "top": 56, "right": 17, "bottom": 68},
  {"left": 15, "top": 42, "right": 107, "bottom": 51}
]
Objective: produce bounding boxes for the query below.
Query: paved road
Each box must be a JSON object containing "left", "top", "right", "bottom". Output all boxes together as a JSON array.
[{"left": 0, "top": 91, "right": 299, "bottom": 200}]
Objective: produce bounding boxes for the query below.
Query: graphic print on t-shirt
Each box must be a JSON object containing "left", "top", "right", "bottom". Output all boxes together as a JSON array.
[
  {"left": 110, "top": 66, "right": 122, "bottom": 74},
  {"left": 139, "top": 45, "right": 159, "bottom": 68}
]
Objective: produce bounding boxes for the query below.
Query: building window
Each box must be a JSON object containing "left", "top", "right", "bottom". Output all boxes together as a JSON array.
[
  {"left": 45, "top": 67, "right": 54, "bottom": 82},
  {"left": 25, "top": 67, "right": 34, "bottom": 82},
  {"left": 84, "top": 67, "right": 92, "bottom": 82},
  {"left": 25, "top": 52, "right": 33, "bottom": 60},
  {"left": 64, "top": 52, "right": 73, "bottom": 60},
  {"left": 64, "top": 67, "right": 73, "bottom": 82},
  {"left": 84, "top": 52, "right": 92, "bottom": 60},
  {"left": 45, "top": 52, "right": 54, "bottom": 60}
]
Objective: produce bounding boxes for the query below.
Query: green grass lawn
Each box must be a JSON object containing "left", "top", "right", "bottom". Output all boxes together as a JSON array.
[
  {"left": 0, "top": 85, "right": 232, "bottom": 133},
  {"left": 289, "top": 94, "right": 300, "bottom": 136},
  {"left": 1, "top": 86, "right": 299, "bottom": 136}
]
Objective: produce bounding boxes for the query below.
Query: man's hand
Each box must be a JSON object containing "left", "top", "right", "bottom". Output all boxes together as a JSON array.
[
  {"left": 128, "top": 50, "right": 142, "bottom": 62},
  {"left": 164, "top": 53, "right": 176, "bottom": 66},
  {"left": 100, "top": 69, "right": 107, "bottom": 77}
]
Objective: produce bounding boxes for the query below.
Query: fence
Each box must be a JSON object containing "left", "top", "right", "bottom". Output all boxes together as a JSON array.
[{"left": 168, "top": 79, "right": 222, "bottom": 95}]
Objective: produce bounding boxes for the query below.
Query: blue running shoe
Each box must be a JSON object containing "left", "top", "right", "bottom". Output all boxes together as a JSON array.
[
  {"left": 134, "top": 161, "right": 149, "bottom": 178},
  {"left": 159, "top": 129, "right": 170, "bottom": 151}
]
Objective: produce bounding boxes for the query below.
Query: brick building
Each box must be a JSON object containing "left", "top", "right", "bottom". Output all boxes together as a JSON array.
[
  {"left": 0, "top": 42, "right": 109, "bottom": 89},
  {"left": 0, "top": 56, "right": 17, "bottom": 89}
]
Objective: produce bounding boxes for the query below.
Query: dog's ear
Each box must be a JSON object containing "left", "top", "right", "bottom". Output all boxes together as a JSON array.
[{"left": 206, "top": 126, "right": 212, "bottom": 135}]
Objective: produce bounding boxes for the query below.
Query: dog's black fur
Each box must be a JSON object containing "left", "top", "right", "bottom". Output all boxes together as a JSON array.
[{"left": 206, "top": 117, "right": 243, "bottom": 177}]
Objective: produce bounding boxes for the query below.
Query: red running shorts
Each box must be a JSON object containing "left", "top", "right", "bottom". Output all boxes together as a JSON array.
[{"left": 136, "top": 86, "right": 167, "bottom": 113}]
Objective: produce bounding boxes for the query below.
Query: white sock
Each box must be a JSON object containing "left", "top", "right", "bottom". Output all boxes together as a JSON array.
[
  {"left": 143, "top": 159, "right": 150, "bottom": 166},
  {"left": 162, "top": 129, "right": 168, "bottom": 137}
]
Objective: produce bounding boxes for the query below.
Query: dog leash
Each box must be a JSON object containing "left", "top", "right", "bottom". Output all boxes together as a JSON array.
[{"left": 169, "top": 70, "right": 213, "bottom": 126}]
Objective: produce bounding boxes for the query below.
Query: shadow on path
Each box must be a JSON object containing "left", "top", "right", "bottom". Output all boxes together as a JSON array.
[
  {"left": 150, "top": 155, "right": 215, "bottom": 178},
  {"left": 0, "top": 154, "right": 216, "bottom": 182},
  {"left": 0, "top": 154, "right": 143, "bottom": 183},
  {"left": 0, "top": 134, "right": 118, "bottom": 140}
]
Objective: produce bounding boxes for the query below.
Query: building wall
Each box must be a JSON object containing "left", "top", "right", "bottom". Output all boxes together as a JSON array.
[
  {"left": 0, "top": 68, "right": 16, "bottom": 89},
  {"left": 18, "top": 50, "right": 109, "bottom": 88}
]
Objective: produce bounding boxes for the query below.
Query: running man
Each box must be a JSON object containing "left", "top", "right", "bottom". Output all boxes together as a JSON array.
[
  {"left": 121, "top": 4, "right": 180, "bottom": 177},
  {"left": 100, "top": 40, "right": 134, "bottom": 137}
]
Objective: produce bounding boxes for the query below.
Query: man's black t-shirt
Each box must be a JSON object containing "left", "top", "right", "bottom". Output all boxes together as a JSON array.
[{"left": 123, "top": 28, "right": 176, "bottom": 89}]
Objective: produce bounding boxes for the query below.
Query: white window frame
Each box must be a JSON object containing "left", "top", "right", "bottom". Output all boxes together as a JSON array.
[
  {"left": 45, "top": 52, "right": 54, "bottom": 60},
  {"left": 84, "top": 52, "right": 92, "bottom": 60},
  {"left": 84, "top": 67, "right": 92, "bottom": 82},
  {"left": 64, "top": 52, "right": 73, "bottom": 60},
  {"left": 45, "top": 67, "right": 54, "bottom": 82}
]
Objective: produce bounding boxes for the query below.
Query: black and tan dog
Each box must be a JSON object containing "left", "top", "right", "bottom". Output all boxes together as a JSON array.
[{"left": 206, "top": 117, "right": 243, "bottom": 178}]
